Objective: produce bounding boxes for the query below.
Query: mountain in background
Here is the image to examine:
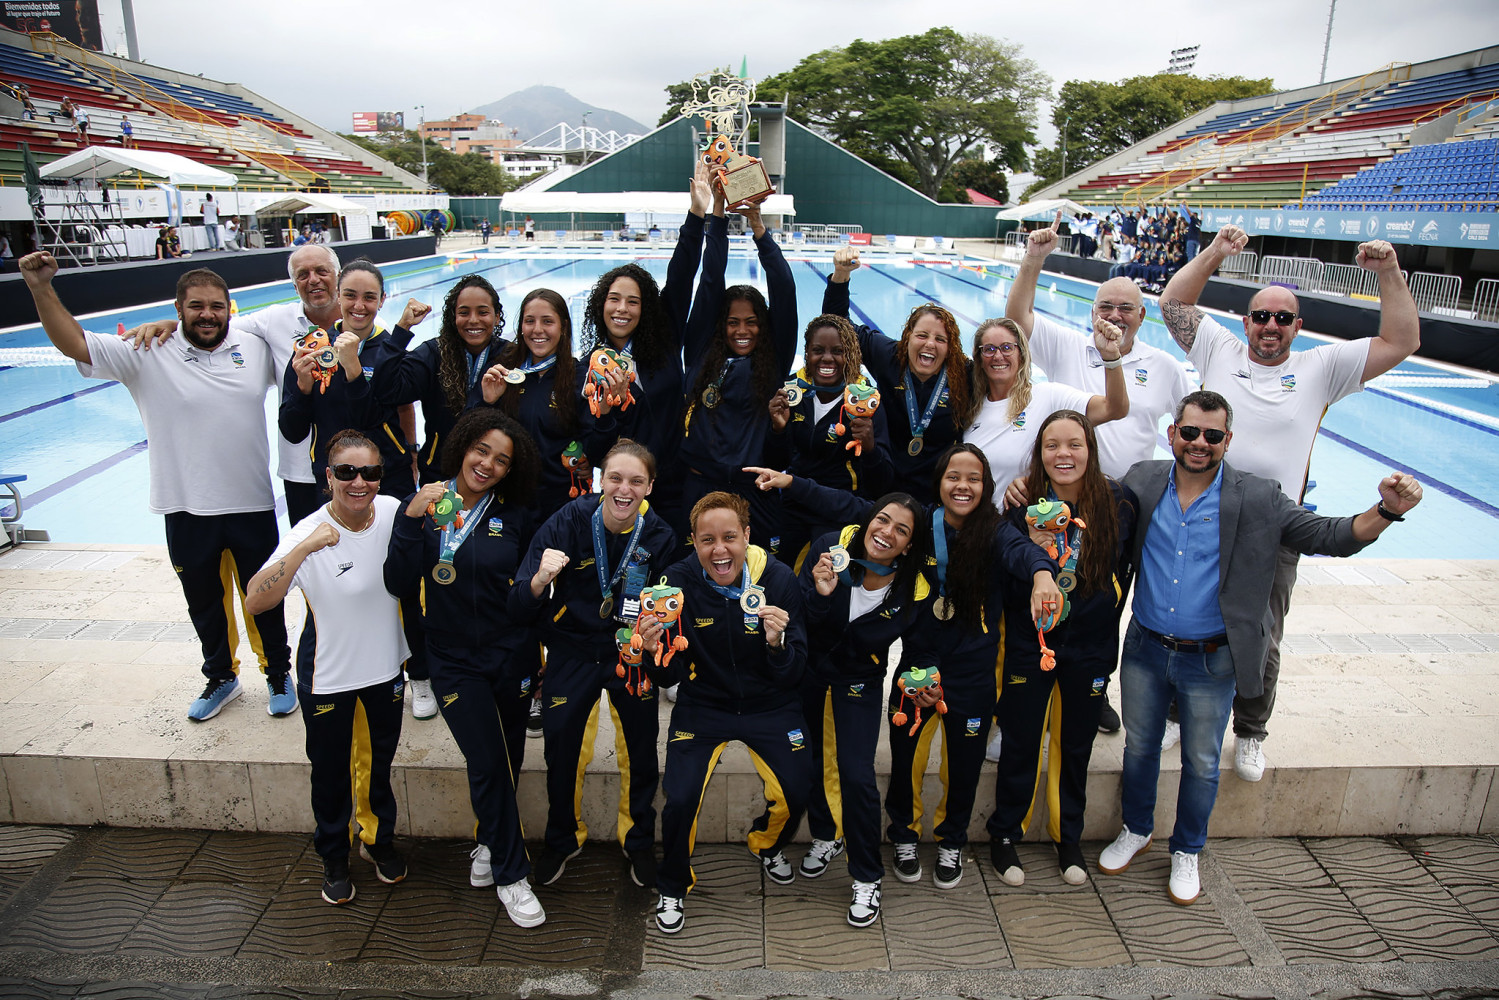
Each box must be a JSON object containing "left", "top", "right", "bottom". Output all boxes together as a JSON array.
[{"left": 469, "top": 86, "right": 648, "bottom": 143}]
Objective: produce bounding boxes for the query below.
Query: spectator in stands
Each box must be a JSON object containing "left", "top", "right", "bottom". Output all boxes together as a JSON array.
[
  {"left": 74, "top": 106, "right": 89, "bottom": 144},
  {"left": 119, "top": 115, "right": 134, "bottom": 148},
  {"left": 201, "top": 194, "right": 221, "bottom": 250},
  {"left": 13, "top": 82, "right": 37, "bottom": 120},
  {"left": 1157, "top": 225, "right": 1421, "bottom": 785},
  {"left": 1098, "top": 389, "right": 1423, "bottom": 906},
  {"left": 223, "top": 216, "right": 244, "bottom": 251},
  {"left": 58, "top": 95, "right": 76, "bottom": 126}
]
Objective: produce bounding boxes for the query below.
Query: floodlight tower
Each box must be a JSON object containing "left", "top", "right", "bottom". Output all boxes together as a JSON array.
[
  {"left": 119, "top": 0, "right": 140, "bottom": 60},
  {"left": 1319, "top": 0, "right": 1338, "bottom": 84},
  {"left": 416, "top": 104, "right": 429, "bottom": 185},
  {"left": 1164, "top": 45, "right": 1199, "bottom": 75}
]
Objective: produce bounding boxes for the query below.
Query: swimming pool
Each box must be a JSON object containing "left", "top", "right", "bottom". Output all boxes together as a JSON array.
[{"left": 3, "top": 244, "right": 1496, "bottom": 556}]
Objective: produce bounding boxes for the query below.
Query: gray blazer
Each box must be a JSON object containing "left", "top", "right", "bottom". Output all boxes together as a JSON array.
[{"left": 1120, "top": 460, "right": 1372, "bottom": 697}]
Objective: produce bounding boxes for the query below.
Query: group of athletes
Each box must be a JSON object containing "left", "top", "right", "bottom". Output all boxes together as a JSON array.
[{"left": 14, "top": 157, "right": 1426, "bottom": 935}]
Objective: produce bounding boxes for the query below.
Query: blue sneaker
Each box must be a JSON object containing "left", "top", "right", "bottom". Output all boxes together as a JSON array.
[
  {"left": 266, "top": 672, "right": 298, "bottom": 717},
  {"left": 188, "top": 676, "right": 241, "bottom": 721}
]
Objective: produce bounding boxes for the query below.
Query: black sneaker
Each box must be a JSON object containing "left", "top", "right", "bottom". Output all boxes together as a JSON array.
[
  {"left": 527, "top": 697, "right": 543, "bottom": 737},
  {"left": 892, "top": 842, "right": 921, "bottom": 882},
  {"left": 990, "top": 837, "right": 1024, "bottom": 886},
  {"left": 534, "top": 844, "right": 582, "bottom": 886},
  {"left": 625, "top": 846, "right": 657, "bottom": 889},
  {"left": 321, "top": 857, "right": 355, "bottom": 904},
  {"left": 934, "top": 844, "right": 963, "bottom": 889},
  {"left": 359, "top": 841, "right": 407, "bottom": 884},
  {"left": 1097, "top": 694, "right": 1122, "bottom": 734},
  {"left": 1058, "top": 841, "right": 1088, "bottom": 886}
]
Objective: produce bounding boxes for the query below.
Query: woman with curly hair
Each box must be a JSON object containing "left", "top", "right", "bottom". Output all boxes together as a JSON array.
[
  {"left": 765, "top": 312, "right": 895, "bottom": 566},
  {"left": 480, "top": 288, "right": 626, "bottom": 518},
  {"left": 383, "top": 407, "right": 547, "bottom": 927},
  {"left": 986, "top": 409, "right": 1137, "bottom": 889},
  {"left": 820, "top": 248, "right": 972, "bottom": 505},
  {"left": 372, "top": 274, "right": 506, "bottom": 484},
  {"left": 678, "top": 194, "right": 798, "bottom": 551}
]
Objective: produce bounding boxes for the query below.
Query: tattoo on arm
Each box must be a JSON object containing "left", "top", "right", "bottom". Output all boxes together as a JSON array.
[
  {"left": 1159, "top": 299, "right": 1204, "bottom": 352},
  {"left": 254, "top": 561, "right": 286, "bottom": 594}
]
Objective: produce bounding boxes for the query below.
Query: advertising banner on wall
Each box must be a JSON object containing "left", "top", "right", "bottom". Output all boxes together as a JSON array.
[
  {"left": 1, "top": 0, "right": 102, "bottom": 49},
  {"left": 1199, "top": 207, "right": 1497, "bottom": 251},
  {"left": 352, "top": 112, "right": 405, "bottom": 133}
]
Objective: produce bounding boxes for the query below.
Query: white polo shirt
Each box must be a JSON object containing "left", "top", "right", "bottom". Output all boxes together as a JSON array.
[
  {"left": 963, "top": 380, "right": 1093, "bottom": 490},
  {"left": 233, "top": 301, "right": 319, "bottom": 483},
  {"left": 78, "top": 327, "right": 275, "bottom": 515},
  {"left": 274, "top": 496, "right": 407, "bottom": 695},
  {"left": 1029, "top": 313, "right": 1196, "bottom": 478},
  {"left": 1188, "top": 315, "right": 1370, "bottom": 502}
]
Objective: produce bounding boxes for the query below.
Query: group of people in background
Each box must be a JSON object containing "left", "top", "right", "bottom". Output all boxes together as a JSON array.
[
  {"left": 14, "top": 164, "right": 1425, "bottom": 937},
  {"left": 1042, "top": 202, "right": 1205, "bottom": 294}
]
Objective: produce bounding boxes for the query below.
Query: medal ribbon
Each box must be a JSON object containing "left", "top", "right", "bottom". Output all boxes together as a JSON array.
[
  {"left": 437, "top": 484, "right": 491, "bottom": 565},
  {"left": 708, "top": 356, "right": 741, "bottom": 395},
  {"left": 931, "top": 509, "right": 950, "bottom": 597},
  {"left": 837, "top": 556, "right": 896, "bottom": 590},
  {"left": 515, "top": 353, "right": 559, "bottom": 378},
  {"left": 464, "top": 344, "right": 491, "bottom": 390},
  {"left": 592, "top": 500, "right": 645, "bottom": 605},
  {"left": 703, "top": 561, "right": 751, "bottom": 602},
  {"left": 903, "top": 369, "right": 947, "bottom": 448},
  {"left": 791, "top": 368, "right": 845, "bottom": 398},
  {"left": 1045, "top": 488, "right": 1084, "bottom": 582}
]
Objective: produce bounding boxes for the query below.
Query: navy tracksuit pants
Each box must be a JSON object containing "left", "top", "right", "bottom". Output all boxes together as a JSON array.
[
  {"left": 798, "top": 676, "right": 885, "bottom": 883},
  {"left": 540, "top": 650, "right": 660, "bottom": 856},
  {"left": 658, "top": 700, "right": 813, "bottom": 898},
  {"left": 163, "top": 509, "right": 290, "bottom": 683},
  {"left": 298, "top": 675, "right": 404, "bottom": 863}
]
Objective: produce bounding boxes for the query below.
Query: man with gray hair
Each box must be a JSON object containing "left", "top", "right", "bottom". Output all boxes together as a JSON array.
[{"left": 1158, "top": 225, "right": 1419, "bottom": 782}]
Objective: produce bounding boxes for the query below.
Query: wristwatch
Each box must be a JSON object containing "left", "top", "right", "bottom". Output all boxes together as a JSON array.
[{"left": 1376, "top": 503, "right": 1405, "bottom": 522}]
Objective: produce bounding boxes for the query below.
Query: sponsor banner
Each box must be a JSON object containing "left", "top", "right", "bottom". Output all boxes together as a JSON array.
[
  {"left": 352, "top": 111, "right": 404, "bottom": 133},
  {"left": 2, "top": 0, "right": 101, "bottom": 49},
  {"left": 1200, "top": 208, "right": 1498, "bottom": 250}
]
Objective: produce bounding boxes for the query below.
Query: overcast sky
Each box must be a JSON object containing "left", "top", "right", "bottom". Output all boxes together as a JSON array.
[{"left": 97, "top": 0, "right": 1497, "bottom": 148}]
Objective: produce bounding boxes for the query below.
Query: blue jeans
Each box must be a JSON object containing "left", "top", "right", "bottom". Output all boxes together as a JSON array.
[
  {"left": 1186, "top": 238, "right": 1200, "bottom": 260},
  {"left": 1118, "top": 619, "right": 1236, "bottom": 855}
]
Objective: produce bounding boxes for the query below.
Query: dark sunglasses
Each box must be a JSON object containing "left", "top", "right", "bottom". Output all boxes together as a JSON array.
[
  {"left": 331, "top": 463, "right": 384, "bottom": 481},
  {"left": 1248, "top": 309, "right": 1297, "bottom": 326},
  {"left": 1176, "top": 425, "right": 1227, "bottom": 445}
]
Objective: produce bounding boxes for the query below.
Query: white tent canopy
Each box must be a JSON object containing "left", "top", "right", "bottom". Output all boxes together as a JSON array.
[
  {"left": 500, "top": 190, "right": 795, "bottom": 217},
  {"left": 995, "top": 198, "right": 1090, "bottom": 222},
  {"left": 255, "top": 192, "right": 372, "bottom": 216},
  {"left": 40, "top": 146, "right": 237, "bottom": 188}
]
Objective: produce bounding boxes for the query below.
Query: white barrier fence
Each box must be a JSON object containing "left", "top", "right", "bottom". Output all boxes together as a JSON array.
[
  {"left": 1217, "top": 251, "right": 1259, "bottom": 278},
  {"left": 1473, "top": 278, "right": 1499, "bottom": 323},
  {"left": 1257, "top": 256, "right": 1324, "bottom": 292},
  {"left": 1409, "top": 271, "right": 1462, "bottom": 314}
]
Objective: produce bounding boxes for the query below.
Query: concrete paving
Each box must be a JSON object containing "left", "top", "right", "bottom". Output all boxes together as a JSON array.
[{"left": 0, "top": 824, "right": 1496, "bottom": 998}]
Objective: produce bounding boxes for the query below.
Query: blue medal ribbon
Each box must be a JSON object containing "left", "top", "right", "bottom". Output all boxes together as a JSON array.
[
  {"left": 516, "top": 353, "right": 558, "bottom": 377},
  {"left": 931, "top": 509, "right": 950, "bottom": 597},
  {"left": 437, "top": 484, "right": 491, "bottom": 566},
  {"left": 464, "top": 345, "right": 491, "bottom": 390},
  {"left": 903, "top": 369, "right": 947, "bottom": 448},
  {"left": 592, "top": 499, "right": 645, "bottom": 606},
  {"left": 837, "top": 556, "right": 897, "bottom": 590},
  {"left": 703, "top": 561, "right": 751, "bottom": 602}
]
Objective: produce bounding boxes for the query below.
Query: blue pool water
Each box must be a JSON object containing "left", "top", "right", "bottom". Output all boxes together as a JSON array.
[{"left": 3, "top": 245, "right": 1496, "bottom": 556}]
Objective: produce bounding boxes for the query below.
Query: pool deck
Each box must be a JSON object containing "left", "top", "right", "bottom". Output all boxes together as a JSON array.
[{"left": 1, "top": 542, "right": 1496, "bottom": 841}]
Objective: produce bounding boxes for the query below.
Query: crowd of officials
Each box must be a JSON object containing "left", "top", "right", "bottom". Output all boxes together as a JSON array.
[{"left": 15, "top": 167, "right": 1424, "bottom": 934}]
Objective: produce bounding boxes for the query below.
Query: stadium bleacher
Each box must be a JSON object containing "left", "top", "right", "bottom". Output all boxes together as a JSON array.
[{"left": 1302, "top": 137, "right": 1499, "bottom": 211}]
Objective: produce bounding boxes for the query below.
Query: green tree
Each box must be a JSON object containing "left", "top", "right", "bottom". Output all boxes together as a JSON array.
[
  {"left": 948, "top": 157, "right": 1009, "bottom": 204},
  {"left": 759, "top": 27, "right": 1050, "bottom": 200},
  {"left": 340, "top": 131, "right": 520, "bottom": 196},
  {"left": 1029, "top": 73, "right": 1273, "bottom": 191},
  {"left": 659, "top": 80, "right": 697, "bottom": 127}
]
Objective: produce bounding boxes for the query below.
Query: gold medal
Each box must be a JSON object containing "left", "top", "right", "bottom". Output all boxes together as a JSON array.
[
  {"left": 433, "top": 561, "right": 456, "bottom": 585},
  {"left": 739, "top": 584, "right": 766, "bottom": 616},
  {"left": 1057, "top": 570, "right": 1077, "bottom": 594},
  {"left": 600, "top": 595, "right": 615, "bottom": 619},
  {"left": 828, "top": 545, "right": 851, "bottom": 574},
  {"left": 503, "top": 369, "right": 527, "bottom": 385},
  {"left": 702, "top": 385, "right": 721, "bottom": 409},
  {"left": 784, "top": 383, "right": 805, "bottom": 406},
  {"left": 907, "top": 438, "right": 924, "bottom": 457},
  {"left": 933, "top": 595, "right": 955, "bottom": 620}
]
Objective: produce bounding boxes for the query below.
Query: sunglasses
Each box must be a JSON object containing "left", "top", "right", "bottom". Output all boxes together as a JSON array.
[
  {"left": 1176, "top": 425, "right": 1227, "bottom": 445},
  {"left": 331, "top": 463, "right": 384, "bottom": 481},
  {"left": 978, "top": 343, "right": 1018, "bottom": 357},
  {"left": 1248, "top": 309, "right": 1297, "bottom": 326}
]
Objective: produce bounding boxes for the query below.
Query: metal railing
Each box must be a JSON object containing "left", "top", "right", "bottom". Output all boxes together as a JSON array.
[
  {"left": 1257, "top": 255, "right": 1324, "bottom": 291},
  {"left": 1409, "top": 271, "right": 1462, "bottom": 313},
  {"left": 1473, "top": 278, "right": 1499, "bottom": 322},
  {"left": 1217, "top": 251, "right": 1258, "bottom": 278},
  {"left": 1412, "top": 89, "right": 1499, "bottom": 128},
  {"left": 1320, "top": 262, "right": 1383, "bottom": 298}
]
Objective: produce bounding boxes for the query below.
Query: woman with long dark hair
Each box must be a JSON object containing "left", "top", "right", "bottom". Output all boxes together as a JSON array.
[
  {"left": 986, "top": 410, "right": 1137, "bottom": 887},
  {"left": 382, "top": 407, "right": 548, "bottom": 927},
  {"left": 748, "top": 444, "right": 1060, "bottom": 892},
  {"left": 820, "top": 248, "right": 972, "bottom": 504},
  {"left": 372, "top": 274, "right": 505, "bottom": 484},
  {"left": 765, "top": 312, "right": 895, "bottom": 567},
  {"left": 480, "top": 288, "right": 625, "bottom": 518}
]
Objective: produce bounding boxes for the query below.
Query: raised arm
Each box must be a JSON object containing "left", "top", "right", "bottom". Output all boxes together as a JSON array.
[
  {"left": 245, "top": 522, "right": 338, "bottom": 616},
  {"left": 1354, "top": 240, "right": 1421, "bottom": 381},
  {"left": 661, "top": 162, "right": 713, "bottom": 344},
  {"left": 1159, "top": 224, "right": 1248, "bottom": 353},
  {"left": 822, "top": 246, "right": 860, "bottom": 318},
  {"left": 745, "top": 204, "right": 799, "bottom": 377},
  {"left": 1083, "top": 319, "right": 1129, "bottom": 425},
  {"left": 18, "top": 253, "right": 90, "bottom": 364},
  {"left": 1005, "top": 209, "right": 1063, "bottom": 337},
  {"left": 683, "top": 201, "right": 729, "bottom": 364}
]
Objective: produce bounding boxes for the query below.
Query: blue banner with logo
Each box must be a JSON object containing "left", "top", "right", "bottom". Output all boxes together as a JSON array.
[{"left": 1199, "top": 208, "right": 1498, "bottom": 250}]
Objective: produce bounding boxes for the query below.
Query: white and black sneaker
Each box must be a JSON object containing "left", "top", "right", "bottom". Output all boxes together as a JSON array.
[
  {"left": 798, "top": 838, "right": 845, "bottom": 878},
  {"left": 754, "top": 848, "right": 795, "bottom": 885},
  {"left": 655, "top": 894, "right": 684, "bottom": 934},
  {"left": 934, "top": 844, "right": 963, "bottom": 888},
  {"left": 847, "top": 880, "right": 882, "bottom": 928},
  {"left": 892, "top": 842, "right": 921, "bottom": 882}
]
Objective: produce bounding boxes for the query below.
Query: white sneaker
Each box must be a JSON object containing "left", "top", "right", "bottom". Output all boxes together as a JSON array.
[
  {"left": 1168, "top": 851, "right": 1200, "bottom": 905},
  {"left": 799, "top": 838, "right": 845, "bottom": 878},
  {"left": 410, "top": 678, "right": 438, "bottom": 719},
  {"left": 847, "top": 880, "right": 881, "bottom": 928},
  {"left": 470, "top": 843, "right": 493, "bottom": 887},
  {"left": 664, "top": 683, "right": 679, "bottom": 703},
  {"left": 1234, "top": 736, "right": 1266, "bottom": 782},
  {"left": 656, "top": 894, "right": 685, "bottom": 933},
  {"left": 1098, "top": 826, "right": 1152, "bottom": 874},
  {"left": 497, "top": 877, "right": 546, "bottom": 927},
  {"left": 1160, "top": 720, "right": 1181, "bottom": 751},
  {"left": 985, "top": 727, "right": 1003, "bottom": 762}
]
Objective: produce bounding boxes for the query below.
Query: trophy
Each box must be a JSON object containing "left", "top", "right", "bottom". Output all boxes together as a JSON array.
[{"left": 681, "top": 70, "right": 774, "bottom": 210}]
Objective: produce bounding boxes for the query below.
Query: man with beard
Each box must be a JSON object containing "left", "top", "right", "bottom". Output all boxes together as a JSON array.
[
  {"left": 18, "top": 253, "right": 294, "bottom": 722},
  {"left": 1156, "top": 226, "right": 1418, "bottom": 783},
  {"left": 1100, "top": 390, "right": 1422, "bottom": 906}
]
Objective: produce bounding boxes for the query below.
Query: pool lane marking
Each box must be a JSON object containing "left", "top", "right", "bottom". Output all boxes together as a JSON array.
[
  {"left": 0, "top": 381, "right": 119, "bottom": 424},
  {"left": 1314, "top": 427, "right": 1499, "bottom": 519},
  {"left": 2, "top": 439, "right": 149, "bottom": 517}
]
